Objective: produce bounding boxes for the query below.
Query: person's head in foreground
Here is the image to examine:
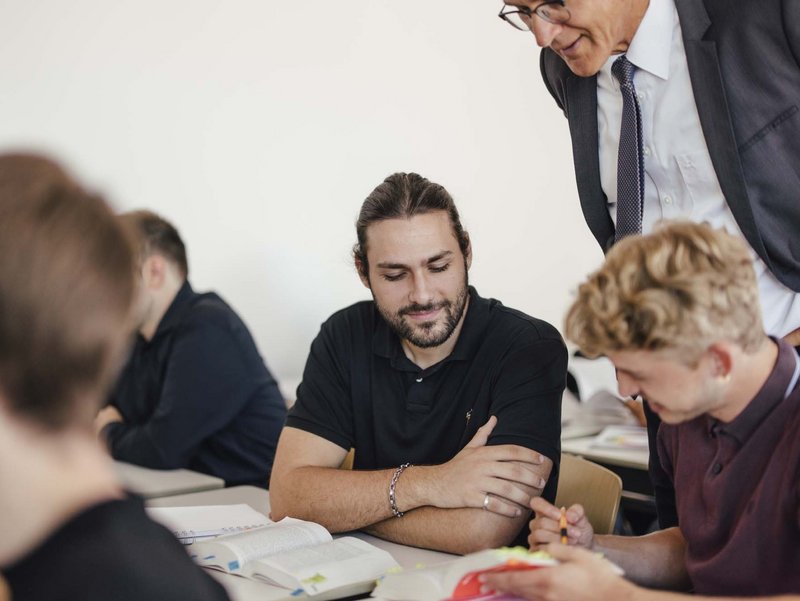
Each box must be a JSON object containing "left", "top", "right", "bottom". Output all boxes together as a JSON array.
[
  {"left": 0, "top": 153, "right": 136, "bottom": 437},
  {"left": 0, "top": 152, "right": 136, "bottom": 559},
  {"left": 480, "top": 221, "right": 798, "bottom": 600},
  {"left": 0, "top": 153, "right": 228, "bottom": 600}
]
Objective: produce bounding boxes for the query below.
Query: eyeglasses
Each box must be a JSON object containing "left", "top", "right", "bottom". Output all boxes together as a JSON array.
[{"left": 498, "top": 1, "right": 571, "bottom": 30}]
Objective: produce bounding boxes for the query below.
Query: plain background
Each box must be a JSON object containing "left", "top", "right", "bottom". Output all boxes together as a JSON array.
[{"left": 0, "top": 1, "right": 603, "bottom": 398}]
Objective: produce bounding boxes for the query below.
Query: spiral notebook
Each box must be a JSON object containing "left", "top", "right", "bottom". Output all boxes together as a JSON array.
[{"left": 146, "top": 503, "right": 270, "bottom": 544}]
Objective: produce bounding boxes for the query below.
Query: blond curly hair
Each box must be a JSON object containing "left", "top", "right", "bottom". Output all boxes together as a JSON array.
[{"left": 565, "top": 221, "right": 763, "bottom": 363}]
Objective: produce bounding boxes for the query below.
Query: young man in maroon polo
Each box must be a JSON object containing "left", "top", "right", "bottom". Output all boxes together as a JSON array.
[{"left": 484, "top": 221, "right": 800, "bottom": 600}]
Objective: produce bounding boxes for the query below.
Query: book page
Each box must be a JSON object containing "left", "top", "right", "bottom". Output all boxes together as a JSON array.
[
  {"left": 210, "top": 517, "right": 333, "bottom": 567},
  {"left": 373, "top": 548, "right": 558, "bottom": 601},
  {"left": 250, "top": 537, "right": 399, "bottom": 595},
  {"left": 146, "top": 504, "right": 269, "bottom": 542},
  {"left": 370, "top": 565, "right": 447, "bottom": 601}
]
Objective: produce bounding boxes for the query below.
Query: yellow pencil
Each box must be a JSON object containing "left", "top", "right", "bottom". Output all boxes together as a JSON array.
[{"left": 559, "top": 506, "right": 568, "bottom": 545}]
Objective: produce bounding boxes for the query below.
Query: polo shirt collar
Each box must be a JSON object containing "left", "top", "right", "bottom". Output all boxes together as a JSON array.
[
  {"left": 623, "top": 0, "right": 673, "bottom": 80},
  {"left": 150, "top": 280, "right": 194, "bottom": 340},
  {"left": 709, "top": 338, "right": 799, "bottom": 444},
  {"left": 371, "top": 286, "right": 490, "bottom": 369}
]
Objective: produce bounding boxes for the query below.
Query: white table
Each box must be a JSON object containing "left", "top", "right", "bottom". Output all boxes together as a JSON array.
[
  {"left": 114, "top": 461, "right": 225, "bottom": 499},
  {"left": 561, "top": 436, "right": 649, "bottom": 471},
  {"left": 148, "top": 486, "right": 457, "bottom": 601}
]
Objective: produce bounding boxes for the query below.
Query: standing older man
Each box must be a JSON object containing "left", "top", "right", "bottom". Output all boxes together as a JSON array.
[
  {"left": 269, "top": 172, "right": 566, "bottom": 554},
  {"left": 498, "top": 0, "right": 800, "bottom": 527}
]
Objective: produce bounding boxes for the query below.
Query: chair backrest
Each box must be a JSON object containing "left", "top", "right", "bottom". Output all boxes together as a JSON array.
[
  {"left": 340, "top": 448, "right": 355, "bottom": 470},
  {"left": 554, "top": 453, "right": 622, "bottom": 535}
]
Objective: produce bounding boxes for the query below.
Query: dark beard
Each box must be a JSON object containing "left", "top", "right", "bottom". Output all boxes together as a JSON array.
[{"left": 376, "top": 277, "right": 470, "bottom": 349}]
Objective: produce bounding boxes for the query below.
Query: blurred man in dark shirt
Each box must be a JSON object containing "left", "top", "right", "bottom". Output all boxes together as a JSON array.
[{"left": 96, "top": 211, "right": 286, "bottom": 487}]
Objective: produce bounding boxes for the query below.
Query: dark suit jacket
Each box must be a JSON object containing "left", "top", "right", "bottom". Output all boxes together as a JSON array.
[
  {"left": 541, "top": 0, "right": 800, "bottom": 290},
  {"left": 540, "top": 0, "right": 800, "bottom": 528}
]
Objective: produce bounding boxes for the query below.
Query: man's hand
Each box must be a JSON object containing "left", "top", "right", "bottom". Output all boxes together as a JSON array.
[
  {"left": 0, "top": 573, "right": 10, "bottom": 601},
  {"left": 784, "top": 327, "right": 800, "bottom": 347},
  {"left": 480, "top": 543, "right": 634, "bottom": 601},
  {"left": 529, "top": 497, "right": 595, "bottom": 549},
  {"left": 425, "top": 416, "right": 549, "bottom": 518},
  {"left": 94, "top": 404, "right": 124, "bottom": 436}
]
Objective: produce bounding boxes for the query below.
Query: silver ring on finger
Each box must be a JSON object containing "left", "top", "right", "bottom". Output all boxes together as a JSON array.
[{"left": 483, "top": 493, "right": 491, "bottom": 510}]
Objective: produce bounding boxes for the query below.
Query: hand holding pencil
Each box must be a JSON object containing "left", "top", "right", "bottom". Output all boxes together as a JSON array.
[{"left": 527, "top": 497, "right": 595, "bottom": 550}]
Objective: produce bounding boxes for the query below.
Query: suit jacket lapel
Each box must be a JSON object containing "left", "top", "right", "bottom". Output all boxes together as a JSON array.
[
  {"left": 565, "top": 74, "right": 615, "bottom": 251},
  {"left": 674, "top": 0, "right": 767, "bottom": 260}
]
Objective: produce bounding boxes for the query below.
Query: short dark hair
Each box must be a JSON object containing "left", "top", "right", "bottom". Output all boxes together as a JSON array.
[
  {"left": 119, "top": 210, "right": 189, "bottom": 278},
  {"left": 353, "top": 172, "right": 470, "bottom": 278},
  {"left": 0, "top": 153, "right": 136, "bottom": 429}
]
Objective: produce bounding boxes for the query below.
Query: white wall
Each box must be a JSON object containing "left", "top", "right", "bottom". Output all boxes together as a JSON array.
[{"left": 0, "top": 1, "right": 603, "bottom": 396}]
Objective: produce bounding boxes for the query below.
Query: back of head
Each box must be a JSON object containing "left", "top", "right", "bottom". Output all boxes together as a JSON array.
[
  {"left": 0, "top": 153, "right": 136, "bottom": 430},
  {"left": 353, "top": 172, "right": 469, "bottom": 278},
  {"left": 119, "top": 210, "right": 188, "bottom": 279},
  {"left": 565, "top": 221, "right": 764, "bottom": 363}
]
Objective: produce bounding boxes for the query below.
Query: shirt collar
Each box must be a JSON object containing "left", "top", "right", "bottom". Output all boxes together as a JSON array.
[
  {"left": 372, "top": 286, "right": 490, "bottom": 371},
  {"left": 610, "top": 0, "right": 674, "bottom": 81},
  {"left": 709, "top": 338, "right": 800, "bottom": 444}
]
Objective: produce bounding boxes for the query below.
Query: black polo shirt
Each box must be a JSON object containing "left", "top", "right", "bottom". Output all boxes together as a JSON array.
[{"left": 287, "top": 287, "right": 566, "bottom": 512}]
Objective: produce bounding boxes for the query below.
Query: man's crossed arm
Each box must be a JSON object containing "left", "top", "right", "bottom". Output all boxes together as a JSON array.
[{"left": 269, "top": 416, "right": 553, "bottom": 555}]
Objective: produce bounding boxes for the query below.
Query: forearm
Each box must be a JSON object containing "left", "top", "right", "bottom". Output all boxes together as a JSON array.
[
  {"left": 104, "top": 417, "right": 202, "bottom": 470},
  {"left": 269, "top": 465, "right": 401, "bottom": 532},
  {"left": 104, "top": 422, "right": 173, "bottom": 468},
  {"left": 270, "top": 462, "right": 499, "bottom": 536},
  {"left": 365, "top": 505, "right": 529, "bottom": 555},
  {"left": 593, "top": 527, "right": 690, "bottom": 590},
  {"left": 270, "top": 425, "right": 550, "bottom": 541}
]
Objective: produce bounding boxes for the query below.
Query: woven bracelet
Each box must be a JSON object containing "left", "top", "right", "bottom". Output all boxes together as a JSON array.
[{"left": 389, "top": 462, "right": 412, "bottom": 518}]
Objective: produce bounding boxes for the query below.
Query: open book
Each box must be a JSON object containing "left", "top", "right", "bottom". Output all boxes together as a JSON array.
[
  {"left": 147, "top": 504, "right": 270, "bottom": 544},
  {"left": 372, "top": 547, "right": 558, "bottom": 601},
  {"left": 191, "top": 517, "right": 399, "bottom": 597}
]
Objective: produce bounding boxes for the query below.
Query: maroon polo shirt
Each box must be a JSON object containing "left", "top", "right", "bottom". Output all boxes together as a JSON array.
[{"left": 658, "top": 339, "right": 800, "bottom": 596}]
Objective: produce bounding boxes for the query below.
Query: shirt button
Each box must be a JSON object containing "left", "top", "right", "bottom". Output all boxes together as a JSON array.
[
  {"left": 663, "top": 195, "right": 672, "bottom": 204},
  {"left": 415, "top": 377, "right": 423, "bottom": 383},
  {"left": 637, "top": 91, "right": 644, "bottom": 101},
  {"left": 711, "top": 463, "right": 722, "bottom": 475},
  {"left": 643, "top": 146, "right": 651, "bottom": 157}
]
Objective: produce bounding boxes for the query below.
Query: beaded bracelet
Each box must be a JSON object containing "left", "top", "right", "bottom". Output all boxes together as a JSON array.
[{"left": 389, "top": 462, "right": 412, "bottom": 518}]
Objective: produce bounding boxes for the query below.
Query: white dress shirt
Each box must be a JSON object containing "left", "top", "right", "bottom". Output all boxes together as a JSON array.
[{"left": 596, "top": 0, "right": 800, "bottom": 337}]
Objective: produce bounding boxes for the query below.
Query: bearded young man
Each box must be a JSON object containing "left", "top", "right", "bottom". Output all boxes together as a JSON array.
[{"left": 269, "top": 172, "right": 567, "bottom": 554}]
